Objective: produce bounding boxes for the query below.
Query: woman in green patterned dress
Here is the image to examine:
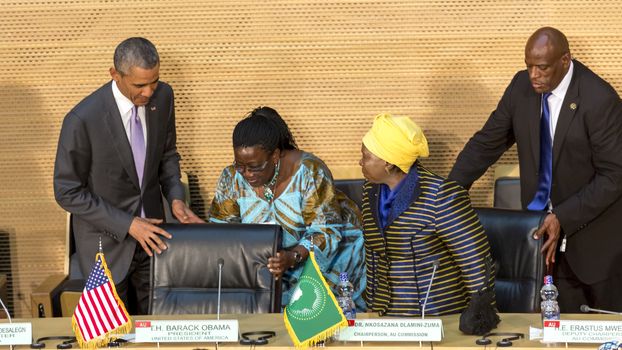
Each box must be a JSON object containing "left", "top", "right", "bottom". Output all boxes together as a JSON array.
[{"left": 209, "top": 106, "right": 366, "bottom": 310}]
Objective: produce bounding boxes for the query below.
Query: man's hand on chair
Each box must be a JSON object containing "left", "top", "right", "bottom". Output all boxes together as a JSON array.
[
  {"left": 532, "top": 213, "right": 561, "bottom": 267},
  {"left": 128, "top": 217, "right": 172, "bottom": 256},
  {"left": 172, "top": 199, "right": 204, "bottom": 223}
]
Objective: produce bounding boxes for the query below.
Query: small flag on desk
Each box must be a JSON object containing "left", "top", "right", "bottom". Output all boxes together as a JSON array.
[
  {"left": 284, "top": 251, "right": 347, "bottom": 348},
  {"left": 72, "top": 252, "right": 131, "bottom": 349}
]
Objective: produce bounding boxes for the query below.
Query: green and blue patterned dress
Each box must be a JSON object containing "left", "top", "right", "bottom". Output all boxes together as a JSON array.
[{"left": 210, "top": 152, "right": 366, "bottom": 310}]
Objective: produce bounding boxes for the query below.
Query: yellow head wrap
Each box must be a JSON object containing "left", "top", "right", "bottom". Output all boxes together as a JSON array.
[{"left": 362, "top": 113, "right": 429, "bottom": 173}]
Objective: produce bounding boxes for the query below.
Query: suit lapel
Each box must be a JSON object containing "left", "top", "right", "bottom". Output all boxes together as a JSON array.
[
  {"left": 552, "top": 63, "right": 580, "bottom": 172},
  {"left": 103, "top": 83, "right": 140, "bottom": 190},
  {"left": 527, "top": 90, "right": 543, "bottom": 171},
  {"left": 143, "top": 99, "right": 159, "bottom": 193}
]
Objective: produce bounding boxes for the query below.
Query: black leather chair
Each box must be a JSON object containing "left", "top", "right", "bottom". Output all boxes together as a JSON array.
[
  {"left": 474, "top": 207, "right": 546, "bottom": 313},
  {"left": 334, "top": 179, "right": 365, "bottom": 209},
  {"left": 32, "top": 174, "right": 193, "bottom": 317},
  {"left": 149, "top": 223, "right": 283, "bottom": 315}
]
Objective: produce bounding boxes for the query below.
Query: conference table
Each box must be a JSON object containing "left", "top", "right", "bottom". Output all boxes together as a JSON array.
[{"left": 12, "top": 313, "right": 620, "bottom": 349}]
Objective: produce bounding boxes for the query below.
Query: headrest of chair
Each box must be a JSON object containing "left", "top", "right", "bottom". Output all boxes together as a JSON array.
[
  {"left": 153, "top": 223, "right": 282, "bottom": 289},
  {"left": 334, "top": 178, "right": 365, "bottom": 208},
  {"left": 474, "top": 208, "right": 544, "bottom": 242}
]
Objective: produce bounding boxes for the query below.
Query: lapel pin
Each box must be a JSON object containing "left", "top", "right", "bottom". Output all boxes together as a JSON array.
[
  {"left": 150, "top": 106, "right": 156, "bottom": 111},
  {"left": 570, "top": 103, "right": 577, "bottom": 110}
]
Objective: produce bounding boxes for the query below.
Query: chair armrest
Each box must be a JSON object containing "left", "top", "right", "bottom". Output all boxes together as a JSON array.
[{"left": 31, "top": 274, "right": 67, "bottom": 318}]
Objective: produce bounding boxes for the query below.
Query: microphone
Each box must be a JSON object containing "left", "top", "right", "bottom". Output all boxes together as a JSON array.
[
  {"left": 0, "top": 294, "right": 11, "bottom": 323},
  {"left": 0, "top": 295, "right": 15, "bottom": 350},
  {"left": 217, "top": 258, "right": 224, "bottom": 320},
  {"left": 580, "top": 304, "right": 622, "bottom": 315},
  {"left": 421, "top": 260, "right": 440, "bottom": 319}
]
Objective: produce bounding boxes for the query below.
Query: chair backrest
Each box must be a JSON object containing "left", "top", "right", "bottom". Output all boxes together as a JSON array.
[
  {"left": 474, "top": 208, "right": 546, "bottom": 313},
  {"left": 493, "top": 164, "right": 521, "bottom": 209},
  {"left": 150, "top": 223, "right": 283, "bottom": 315},
  {"left": 493, "top": 177, "right": 521, "bottom": 209},
  {"left": 334, "top": 179, "right": 365, "bottom": 209}
]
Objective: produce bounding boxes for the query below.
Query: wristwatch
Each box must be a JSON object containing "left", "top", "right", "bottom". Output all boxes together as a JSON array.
[{"left": 292, "top": 251, "right": 303, "bottom": 265}]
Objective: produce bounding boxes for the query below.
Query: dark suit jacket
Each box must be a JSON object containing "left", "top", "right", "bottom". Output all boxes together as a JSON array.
[
  {"left": 449, "top": 60, "right": 622, "bottom": 285},
  {"left": 54, "top": 81, "right": 185, "bottom": 282}
]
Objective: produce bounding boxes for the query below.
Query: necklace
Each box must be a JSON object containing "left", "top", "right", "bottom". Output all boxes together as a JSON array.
[{"left": 263, "top": 160, "right": 280, "bottom": 202}]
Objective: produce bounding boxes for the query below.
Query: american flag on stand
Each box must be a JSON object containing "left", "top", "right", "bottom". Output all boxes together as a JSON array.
[{"left": 72, "top": 253, "right": 131, "bottom": 349}]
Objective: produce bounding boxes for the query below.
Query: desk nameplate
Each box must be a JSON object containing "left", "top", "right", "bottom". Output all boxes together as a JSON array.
[
  {"left": 135, "top": 320, "right": 238, "bottom": 343},
  {"left": 0, "top": 322, "right": 32, "bottom": 345},
  {"left": 543, "top": 320, "right": 622, "bottom": 343},
  {"left": 336, "top": 319, "right": 443, "bottom": 342}
]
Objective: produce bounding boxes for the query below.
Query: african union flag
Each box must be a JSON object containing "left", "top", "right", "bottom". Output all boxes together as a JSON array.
[{"left": 284, "top": 251, "right": 347, "bottom": 348}]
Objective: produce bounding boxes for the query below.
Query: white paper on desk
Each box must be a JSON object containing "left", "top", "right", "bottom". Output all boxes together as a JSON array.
[
  {"left": 543, "top": 319, "right": 622, "bottom": 344},
  {"left": 119, "top": 333, "right": 135, "bottom": 342},
  {"left": 0, "top": 323, "right": 32, "bottom": 345},
  {"left": 529, "top": 326, "right": 543, "bottom": 340},
  {"left": 135, "top": 320, "right": 239, "bottom": 343},
  {"left": 336, "top": 318, "right": 443, "bottom": 342}
]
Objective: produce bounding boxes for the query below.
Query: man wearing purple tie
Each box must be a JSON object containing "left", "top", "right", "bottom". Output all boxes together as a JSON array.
[
  {"left": 53, "top": 37, "right": 202, "bottom": 314},
  {"left": 449, "top": 27, "right": 622, "bottom": 313}
]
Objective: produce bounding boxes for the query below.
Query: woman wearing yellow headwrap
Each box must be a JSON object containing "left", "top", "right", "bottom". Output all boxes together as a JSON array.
[{"left": 359, "top": 113, "right": 494, "bottom": 316}]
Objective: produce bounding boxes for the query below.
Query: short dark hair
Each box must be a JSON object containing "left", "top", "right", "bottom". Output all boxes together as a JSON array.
[
  {"left": 232, "top": 106, "right": 298, "bottom": 153},
  {"left": 113, "top": 37, "right": 159, "bottom": 75}
]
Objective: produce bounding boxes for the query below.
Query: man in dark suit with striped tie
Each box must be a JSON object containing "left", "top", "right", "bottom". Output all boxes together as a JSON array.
[
  {"left": 54, "top": 37, "right": 202, "bottom": 314},
  {"left": 449, "top": 27, "right": 622, "bottom": 313}
]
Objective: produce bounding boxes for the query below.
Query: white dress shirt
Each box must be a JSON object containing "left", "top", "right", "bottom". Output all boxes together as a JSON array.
[
  {"left": 111, "top": 81, "right": 148, "bottom": 146},
  {"left": 547, "top": 60, "right": 574, "bottom": 140}
]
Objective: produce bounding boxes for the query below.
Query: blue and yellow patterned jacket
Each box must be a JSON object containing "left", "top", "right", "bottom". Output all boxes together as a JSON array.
[{"left": 362, "top": 163, "right": 494, "bottom": 316}]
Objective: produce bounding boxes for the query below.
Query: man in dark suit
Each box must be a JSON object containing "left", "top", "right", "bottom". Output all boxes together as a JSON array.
[
  {"left": 54, "top": 37, "right": 202, "bottom": 314},
  {"left": 449, "top": 27, "right": 622, "bottom": 312}
]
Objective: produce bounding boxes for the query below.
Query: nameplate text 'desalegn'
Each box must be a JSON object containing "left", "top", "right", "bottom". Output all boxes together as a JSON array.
[{"left": 0, "top": 323, "right": 32, "bottom": 345}]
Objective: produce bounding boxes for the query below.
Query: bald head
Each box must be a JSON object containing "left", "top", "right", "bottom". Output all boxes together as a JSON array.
[
  {"left": 524, "top": 27, "right": 571, "bottom": 93},
  {"left": 526, "top": 27, "right": 570, "bottom": 58}
]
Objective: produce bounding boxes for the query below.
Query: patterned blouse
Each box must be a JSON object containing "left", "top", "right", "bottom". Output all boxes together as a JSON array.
[{"left": 210, "top": 151, "right": 367, "bottom": 310}]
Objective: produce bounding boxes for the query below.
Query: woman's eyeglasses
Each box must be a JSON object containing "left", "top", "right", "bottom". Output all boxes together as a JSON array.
[{"left": 233, "top": 160, "right": 270, "bottom": 174}]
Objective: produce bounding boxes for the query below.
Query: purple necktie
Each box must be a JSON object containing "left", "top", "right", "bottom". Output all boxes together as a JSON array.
[
  {"left": 130, "top": 106, "right": 146, "bottom": 216},
  {"left": 130, "top": 105, "right": 146, "bottom": 187}
]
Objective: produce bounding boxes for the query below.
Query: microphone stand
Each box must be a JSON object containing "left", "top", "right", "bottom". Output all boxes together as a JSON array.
[
  {"left": 216, "top": 258, "right": 224, "bottom": 350},
  {"left": 420, "top": 260, "right": 439, "bottom": 348},
  {"left": 0, "top": 296, "right": 13, "bottom": 350},
  {"left": 421, "top": 260, "right": 439, "bottom": 320},
  {"left": 217, "top": 260, "right": 223, "bottom": 321},
  {"left": 581, "top": 305, "right": 622, "bottom": 316}
]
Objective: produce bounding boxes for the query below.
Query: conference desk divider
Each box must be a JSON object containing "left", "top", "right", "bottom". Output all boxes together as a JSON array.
[{"left": 5, "top": 313, "right": 620, "bottom": 349}]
